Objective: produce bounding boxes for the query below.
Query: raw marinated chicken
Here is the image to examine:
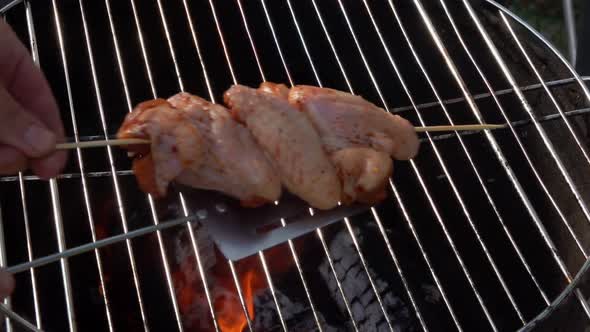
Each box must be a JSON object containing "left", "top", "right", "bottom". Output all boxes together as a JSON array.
[
  {"left": 224, "top": 84, "right": 342, "bottom": 210},
  {"left": 117, "top": 93, "right": 281, "bottom": 207},
  {"left": 117, "top": 99, "right": 204, "bottom": 196},
  {"left": 118, "top": 82, "right": 419, "bottom": 209},
  {"left": 289, "top": 85, "right": 419, "bottom": 159},
  {"left": 258, "top": 81, "right": 289, "bottom": 99},
  {"left": 331, "top": 147, "right": 393, "bottom": 204},
  {"left": 288, "top": 84, "right": 418, "bottom": 203}
]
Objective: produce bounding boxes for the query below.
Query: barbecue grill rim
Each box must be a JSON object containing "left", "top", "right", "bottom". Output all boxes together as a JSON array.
[
  {"left": 0, "top": 0, "right": 20, "bottom": 14},
  {"left": 1, "top": 0, "right": 589, "bottom": 331},
  {"left": 487, "top": 1, "right": 590, "bottom": 330}
]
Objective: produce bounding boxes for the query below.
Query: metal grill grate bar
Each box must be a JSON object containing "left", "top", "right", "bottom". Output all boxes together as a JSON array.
[
  {"left": 49, "top": 180, "right": 76, "bottom": 331},
  {"left": 496, "top": 6, "right": 590, "bottom": 321},
  {"left": 4, "top": 1, "right": 590, "bottom": 330},
  {"left": 309, "top": 0, "right": 354, "bottom": 93},
  {"left": 465, "top": 1, "right": 590, "bottom": 256},
  {"left": 315, "top": 227, "right": 360, "bottom": 331},
  {"left": 48, "top": 3, "right": 85, "bottom": 329},
  {"left": 502, "top": 12, "right": 590, "bottom": 207},
  {"left": 420, "top": 0, "right": 590, "bottom": 322},
  {"left": 257, "top": 0, "right": 378, "bottom": 328},
  {"left": 0, "top": 206, "right": 12, "bottom": 332},
  {"left": 178, "top": 195, "right": 220, "bottom": 332},
  {"left": 235, "top": 5, "right": 324, "bottom": 328},
  {"left": 148, "top": 3, "right": 191, "bottom": 325},
  {"left": 21, "top": 2, "right": 43, "bottom": 328},
  {"left": 228, "top": 261, "right": 254, "bottom": 331},
  {"left": 281, "top": 217, "right": 324, "bottom": 332},
  {"left": 497, "top": 12, "right": 590, "bottom": 218},
  {"left": 55, "top": 0, "right": 152, "bottom": 328},
  {"left": 278, "top": 1, "right": 402, "bottom": 329},
  {"left": 438, "top": 0, "right": 590, "bottom": 322},
  {"left": 563, "top": 0, "right": 577, "bottom": 64},
  {"left": 437, "top": 0, "right": 568, "bottom": 304},
  {"left": 460, "top": 0, "right": 576, "bottom": 285},
  {"left": 148, "top": 200, "right": 184, "bottom": 331},
  {"left": 394, "top": 77, "right": 590, "bottom": 113},
  {"left": 309, "top": 1, "right": 460, "bottom": 329},
  {"left": 236, "top": 0, "right": 265, "bottom": 82},
  {"left": 365, "top": 0, "right": 526, "bottom": 323},
  {"left": 337, "top": 0, "right": 499, "bottom": 328},
  {"left": 120, "top": 0, "right": 223, "bottom": 328},
  {"left": 429, "top": 0, "right": 576, "bottom": 284},
  {"left": 205, "top": 1, "right": 347, "bottom": 330},
  {"left": 257, "top": 252, "right": 287, "bottom": 331}
]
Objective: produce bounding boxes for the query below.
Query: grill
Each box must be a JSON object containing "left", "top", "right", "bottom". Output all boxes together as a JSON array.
[{"left": 2, "top": 0, "right": 590, "bottom": 331}]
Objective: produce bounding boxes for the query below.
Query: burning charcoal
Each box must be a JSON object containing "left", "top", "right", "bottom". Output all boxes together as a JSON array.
[
  {"left": 318, "top": 227, "right": 419, "bottom": 331},
  {"left": 252, "top": 288, "right": 337, "bottom": 332},
  {"left": 172, "top": 222, "right": 217, "bottom": 278}
]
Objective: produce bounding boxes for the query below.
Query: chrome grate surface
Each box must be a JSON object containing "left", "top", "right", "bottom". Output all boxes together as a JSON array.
[{"left": 2, "top": 0, "right": 590, "bottom": 331}]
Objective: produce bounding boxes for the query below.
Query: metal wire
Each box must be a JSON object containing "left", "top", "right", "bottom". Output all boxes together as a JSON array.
[
  {"left": 435, "top": 0, "right": 553, "bottom": 304},
  {"left": 258, "top": 1, "right": 402, "bottom": 329},
  {"left": 426, "top": 1, "right": 590, "bottom": 325},
  {"left": 55, "top": 0, "right": 145, "bottom": 329},
  {"left": 562, "top": 0, "right": 577, "bottom": 65},
  {"left": 21, "top": 3, "right": 42, "bottom": 328},
  {"left": 369, "top": 0, "right": 524, "bottom": 323},
  {"left": 278, "top": 1, "right": 404, "bottom": 329},
  {"left": 3, "top": 0, "right": 590, "bottom": 330},
  {"left": 0, "top": 207, "right": 11, "bottom": 332},
  {"left": 204, "top": 1, "right": 348, "bottom": 330},
  {"left": 49, "top": 3, "right": 80, "bottom": 329},
  {"left": 337, "top": 0, "right": 500, "bottom": 328}
]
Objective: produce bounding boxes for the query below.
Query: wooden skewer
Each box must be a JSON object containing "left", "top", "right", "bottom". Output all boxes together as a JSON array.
[
  {"left": 414, "top": 123, "right": 506, "bottom": 132},
  {"left": 54, "top": 124, "right": 505, "bottom": 150},
  {"left": 55, "top": 138, "right": 150, "bottom": 150}
]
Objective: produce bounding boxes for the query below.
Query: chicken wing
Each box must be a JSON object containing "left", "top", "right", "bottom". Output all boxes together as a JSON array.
[
  {"left": 289, "top": 85, "right": 419, "bottom": 159},
  {"left": 224, "top": 84, "right": 342, "bottom": 210},
  {"left": 118, "top": 93, "right": 281, "bottom": 207},
  {"left": 289, "top": 85, "right": 418, "bottom": 203},
  {"left": 331, "top": 147, "right": 392, "bottom": 204},
  {"left": 117, "top": 99, "right": 204, "bottom": 197}
]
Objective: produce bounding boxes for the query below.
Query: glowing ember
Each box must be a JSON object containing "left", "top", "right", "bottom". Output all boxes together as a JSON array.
[
  {"left": 173, "top": 236, "right": 297, "bottom": 331},
  {"left": 216, "top": 269, "right": 258, "bottom": 332}
]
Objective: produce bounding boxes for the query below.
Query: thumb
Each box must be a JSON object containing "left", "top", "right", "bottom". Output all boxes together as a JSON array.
[{"left": 0, "top": 87, "right": 56, "bottom": 159}]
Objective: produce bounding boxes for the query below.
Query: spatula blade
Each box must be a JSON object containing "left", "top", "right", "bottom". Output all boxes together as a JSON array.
[{"left": 177, "top": 187, "right": 369, "bottom": 261}]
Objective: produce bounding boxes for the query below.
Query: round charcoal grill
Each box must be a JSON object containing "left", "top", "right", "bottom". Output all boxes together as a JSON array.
[{"left": 2, "top": 0, "right": 590, "bottom": 331}]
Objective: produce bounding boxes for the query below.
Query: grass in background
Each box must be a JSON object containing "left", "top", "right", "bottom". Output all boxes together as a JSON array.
[{"left": 505, "top": 0, "right": 584, "bottom": 55}]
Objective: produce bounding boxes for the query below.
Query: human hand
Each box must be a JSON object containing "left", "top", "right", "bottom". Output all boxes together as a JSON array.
[
  {"left": 0, "top": 20, "right": 68, "bottom": 300},
  {"left": 0, "top": 19, "right": 67, "bottom": 178}
]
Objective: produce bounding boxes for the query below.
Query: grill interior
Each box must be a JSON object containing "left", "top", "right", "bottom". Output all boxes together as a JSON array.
[{"left": 2, "top": 0, "right": 590, "bottom": 331}]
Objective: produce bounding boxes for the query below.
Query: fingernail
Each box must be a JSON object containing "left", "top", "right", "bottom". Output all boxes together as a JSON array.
[{"left": 24, "top": 124, "right": 55, "bottom": 156}]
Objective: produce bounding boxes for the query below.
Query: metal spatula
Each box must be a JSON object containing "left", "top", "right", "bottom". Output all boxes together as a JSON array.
[{"left": 176, "top": 188, "right": 369, "bottom": 261}]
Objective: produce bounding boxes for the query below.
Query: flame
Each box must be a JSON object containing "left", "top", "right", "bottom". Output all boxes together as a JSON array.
[
  {"left": 173, "top": 240, "right": 298, "bottom": 331},
  {"left": 216, "top": 268, "right": 259, "bottom": 332}
]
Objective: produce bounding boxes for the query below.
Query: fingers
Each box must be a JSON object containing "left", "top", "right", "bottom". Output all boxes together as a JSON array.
[
  {"left": 30, "top": 150, "right": 68, "bottom": 180},
  {"left": 0, "top": 20, "right": 65, "bottom": 141},
  {"left": 0, "top": 146, "right": 27, "bottom": 175},
  {"left": 0, "top": 87, "right": 57, "bottom": 159},
  {"left": 0, "top": 270, "right": 14, "bottom": 300},
  {"left": 0, "top": 20, "right": 67, "bottom": 178}
]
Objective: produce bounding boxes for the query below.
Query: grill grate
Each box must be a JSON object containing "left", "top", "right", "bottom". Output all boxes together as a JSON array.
[{"left": 2, "top": 0, "right": 590, "bottom": 331}]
